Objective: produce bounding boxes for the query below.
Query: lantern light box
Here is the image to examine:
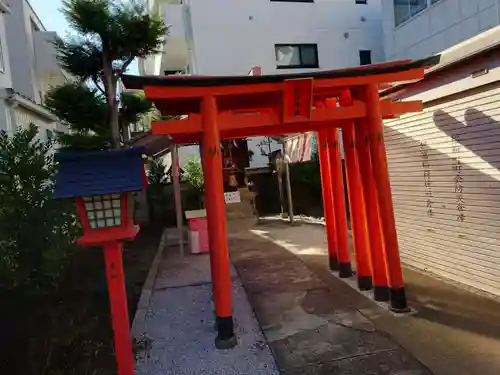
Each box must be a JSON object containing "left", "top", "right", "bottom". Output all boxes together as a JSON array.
[
  {"left": 83, "top": 194, "right": 123, "bottom": 229},
  {"left": 53, "top": 147, "right": 147, "bottom": 246}
]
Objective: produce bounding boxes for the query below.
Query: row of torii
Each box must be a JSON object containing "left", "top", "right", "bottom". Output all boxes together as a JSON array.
[{"left": 123, "top": 55, "right": 438, "bottom": 348}]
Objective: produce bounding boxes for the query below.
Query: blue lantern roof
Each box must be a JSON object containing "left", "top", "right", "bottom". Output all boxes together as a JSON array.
[{"left": 53, "top": 147, "right": 146, "bottom": 199}]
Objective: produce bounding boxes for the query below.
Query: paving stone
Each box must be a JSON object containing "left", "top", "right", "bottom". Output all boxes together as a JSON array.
[
  {"left": 155, "top": 250, "right": 237, "bottom": 290},
  {"left": 269, "top": 322, "right": 397, "bottom": 370},
  {"left": 234, "top": 256, "right": 325, "bottom": 294},
  {"left": 249, "top": 288, "right": 375, "bottom": 337},
  {"left": 281, "top": 348, "right": 433, "bottom": 375}
]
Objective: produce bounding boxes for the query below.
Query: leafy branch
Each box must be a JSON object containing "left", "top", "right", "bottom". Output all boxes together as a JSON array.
[{"left": 45, "top": 0, "right": 168, "bottom": 150}]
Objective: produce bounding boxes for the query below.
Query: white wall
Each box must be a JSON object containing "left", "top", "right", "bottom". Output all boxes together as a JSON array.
[
  {"left": 143, "top": 0, "right": 384, "bottom": 75},
  {"left": 0, "top": 8, "right": 12, "bottom": 90},
  {"left": 161, "top": 1, "right": 188, "bottom": 72},
  {"left": 0, "top": 7, "right": 13, "bottom": 132},
  {"left": 33, "top": 31, "right": 59, "bottom": 74},
  {"left": 188, "top": 0, "right": 383, "bottom": 76},
  {"left": 0, "top": 1, "right": 68, "bottom": 134},
  {"left": 4, "top": 0, "right": 67, "bottom": 104},
  {"left": 382, "top": 0, "right": 500, "bottom": 60},
  {"left": 141, "top": 0, "right": 381, "bottom": 167},
  {"left": 140, "top": 0, "right": 185, "bottom": 75},
  {"left": 186, "top": 0, "right": 382, "bottom": 165},
  {"left": 5, "top": 0, "right": 36, "bottom": 100}
]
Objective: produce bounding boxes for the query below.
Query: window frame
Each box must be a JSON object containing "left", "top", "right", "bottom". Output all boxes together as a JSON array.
[
  {"left": 0, "top": 37, "right": 4, "bottom": 73},
  {"left": 394, "top": 0, "right": 429, "bottom": 28},
  {"left": 275, "top": 43, "right": 319, "bottom": 70}
]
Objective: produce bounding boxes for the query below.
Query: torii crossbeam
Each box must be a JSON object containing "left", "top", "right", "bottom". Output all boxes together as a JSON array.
[{"left": 122, "top": 55, "right": 439, "bottom": 348}]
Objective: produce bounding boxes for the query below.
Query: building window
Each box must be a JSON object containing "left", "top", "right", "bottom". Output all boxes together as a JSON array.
[
  {"left": 271, "top": 0, "right": 314, "bottom": 2},
  {"left": 430, "top": 0, "right": 442, "bottom": 4},
  {"left": 359, "top": 50, "right": 372, "bottom": 65},
  {"left": 356, "top": 0, "right": 367, "bottom": 4},
  {"left": 394, "top": 0, "right": 427, "bottom": 27},
  {"left": 275, "top": 44, "right": 319, "bottom": 69},
  {"left": 0, "top": 38, "right": 4, "bottom": 73}
]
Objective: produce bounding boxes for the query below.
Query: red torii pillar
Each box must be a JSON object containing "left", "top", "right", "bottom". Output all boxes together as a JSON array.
[
  {"left": 355, "top": 118, "right": 390, "bottom": 301},
  {"left": 365, "top": 84, "right": 409, "bottom": 312},
  {"left": 317, "top": 129, "right": 339, "bottom": 271},
  {"left": 327, "top": 127, "right": 352, "bottom": 278},
  {"left": 201, "top": 95, "right": 237, "bottom": 348},
  {"left": 315, "top": 99, "right": 339, "bottom": 271},
  {"left": 342, "top": 125, "right": 373, "bottom": 290},
  {"left": 339, "top": 90, "right": 373, "bottom": 290}
]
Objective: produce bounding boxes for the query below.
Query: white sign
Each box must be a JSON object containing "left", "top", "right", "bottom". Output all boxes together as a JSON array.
[{"left": 224, "top": 191, "right": 241, "bottom": 204}]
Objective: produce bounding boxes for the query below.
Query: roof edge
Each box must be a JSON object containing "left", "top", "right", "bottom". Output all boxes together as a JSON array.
[
  {"left": 381, "top": 25, "right": 500, "bottom": 97},
  {"left": 55, "top": 146, "right": 145, "bottom": 162},
  {"left": 122, "top": 56, "right": 440, "bottom": 89},
  {"left": 8, "top": 92, "right": 58, "bottom": 121}
]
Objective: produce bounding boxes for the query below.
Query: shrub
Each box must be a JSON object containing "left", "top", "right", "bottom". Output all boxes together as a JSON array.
[
  {"left": 182, "top": 156, "right": 204, "bottom": 210},
  {"left": 147, "top": 158, "right": 168, "bottom": 186},
  {"left": 0, "top": 124, "right": 79, "bottom": 298}
]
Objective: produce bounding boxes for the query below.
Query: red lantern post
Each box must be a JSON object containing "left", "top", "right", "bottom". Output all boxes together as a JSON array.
[{"left": 53, "top": 148, "right": 147, "bottom": 375}]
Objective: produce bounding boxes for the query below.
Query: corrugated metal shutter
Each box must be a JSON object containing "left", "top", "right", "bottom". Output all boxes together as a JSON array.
[
  {"left": 14, "top": 106, "right": 53, "bottom": 140},
  {"left": 384, "top": 83, "right": 500, "bottom": 297}
]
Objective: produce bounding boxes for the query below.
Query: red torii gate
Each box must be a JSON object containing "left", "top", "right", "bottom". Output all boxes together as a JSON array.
[{"left": 122, "top": 56, "right": 438, "bottom": 348}]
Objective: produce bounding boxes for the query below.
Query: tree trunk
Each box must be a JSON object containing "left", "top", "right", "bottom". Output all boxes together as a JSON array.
[
  {"left": 102, "top": 53, "right": 121, "bottom": 149},
  {"left": 122, "top": 127, "right": 130, "bottom": 144},
  {"left": 121, "top": 118, "right": 131, "bottom": 145}
]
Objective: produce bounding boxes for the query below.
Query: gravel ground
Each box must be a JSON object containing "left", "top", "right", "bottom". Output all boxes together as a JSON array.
[{"left": 134, "top": 246, "right": 279, "bottom": 375}]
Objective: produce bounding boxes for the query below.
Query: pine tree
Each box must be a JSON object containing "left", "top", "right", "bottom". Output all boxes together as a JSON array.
[{"left": 45, "top": 0, "right": 167, "bottom": 150}]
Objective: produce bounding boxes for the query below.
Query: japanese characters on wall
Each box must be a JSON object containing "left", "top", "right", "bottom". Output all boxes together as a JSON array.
[
  {"left": 419, "top": 135, "right": 466, "bottom": 222},
  {"left": 451, "top": 135, "right": 466, "bottom": 222},
  {"left": 419, "top": 141, "right": 434, "bottom": 218}
]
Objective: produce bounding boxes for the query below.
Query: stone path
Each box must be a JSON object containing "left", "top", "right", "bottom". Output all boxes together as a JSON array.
[
  {"left": 229, "top": 230, "right": 431, "bottom": 375},
  {"left": 133, "top": 237, "right": 279, "bottom": 375}
]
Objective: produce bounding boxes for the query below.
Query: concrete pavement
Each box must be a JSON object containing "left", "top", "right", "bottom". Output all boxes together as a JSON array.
[
  {"left": 247, "top": 220, "right": 500, "bottom": 375},
  {"left": 229, "top": 229, "right": 431, "bottom": 375}
]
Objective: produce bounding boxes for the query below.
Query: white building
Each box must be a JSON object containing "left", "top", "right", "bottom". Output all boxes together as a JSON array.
[
  {"left": 143, "top": 0, "right": 383, "bottom": 76},
  {"left": 141, "top": 0, "right": 383, "bottom": 168},
  {"left": 382, "top": 0, "right": 500, "bottom": 60},
  {"left": 0, "top": 0, "right": 70, "bottom": 138}
]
